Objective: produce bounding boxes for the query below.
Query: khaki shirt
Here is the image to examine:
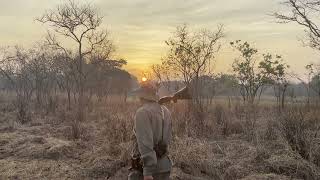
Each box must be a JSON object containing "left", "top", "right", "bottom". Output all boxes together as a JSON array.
[{"left": 132, "top": 102, "right": 172, "bottom": 176}]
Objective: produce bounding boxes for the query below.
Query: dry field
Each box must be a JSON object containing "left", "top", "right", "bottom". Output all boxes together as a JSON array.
[{"left": 0, "top": 94, "right": 320, "bottom": 180}]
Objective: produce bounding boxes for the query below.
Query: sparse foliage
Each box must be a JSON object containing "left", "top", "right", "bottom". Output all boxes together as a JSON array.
[
  {"left": 231, "top": 40, "right": 288, "bottom": 105},
  {"left": 259, "top": 54, "right": 290, "bottom": 109},
  {"left": 163, "top": 24, "right": 224, "bottom": 85},
  {"left": 162, "top": 24, "right": 224, "bottom": 130}
]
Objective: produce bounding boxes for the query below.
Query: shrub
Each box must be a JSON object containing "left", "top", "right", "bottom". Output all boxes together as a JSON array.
[
  {"left": 214, "top": 104, "right": 225, "bottom": 126},
  {"left": 277, "top": 107, "right": 320, "bottom": 163},
  {"left": 15, "top": 98, "right": 31, "bottom": 124}
]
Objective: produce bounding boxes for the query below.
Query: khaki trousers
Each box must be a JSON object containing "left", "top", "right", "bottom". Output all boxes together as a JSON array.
[{"left": 128, "top": 170, "right": 170, "bottom": 180}]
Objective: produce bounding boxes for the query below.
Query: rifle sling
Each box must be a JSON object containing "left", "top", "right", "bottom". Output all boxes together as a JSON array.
[{"left": 160, "top": 106, "right": 164, "bottom": 142}]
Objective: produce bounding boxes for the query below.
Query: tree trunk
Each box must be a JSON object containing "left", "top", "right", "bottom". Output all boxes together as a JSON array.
[
  {"left": 123, "top": 91, "right": 127, "bottom": 103},
  {"left": 281, "top": 85, "right": 287, "bottom": 109},
  {"left": 67, "top": 88, "right": 71, "bottom": 110},
  {"left": 78, "top": 44, "right": 85, "bottom": 123}
]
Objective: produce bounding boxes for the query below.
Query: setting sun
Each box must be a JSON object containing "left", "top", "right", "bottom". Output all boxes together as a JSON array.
[{"left": 141, "top": 77, "right": 147, "bottom": 82}]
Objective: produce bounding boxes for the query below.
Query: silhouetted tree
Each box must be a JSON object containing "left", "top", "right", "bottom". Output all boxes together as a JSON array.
[
  {"left": 259, "top": 54, "right": 290, "bottom": 109},
  {"left": 231, "top": 40, "right": 288, "bottom": 105},
  {"left": 37, "top": 0, "right": 111, "bottom": 128},
  {"left": 162, "top": 24, "right": 224, "bottom": 130}
]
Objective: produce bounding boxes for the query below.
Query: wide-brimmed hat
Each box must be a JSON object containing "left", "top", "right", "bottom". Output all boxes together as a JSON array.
[{"left": 131, "top": 80, "right": 159, "bottom": 102}]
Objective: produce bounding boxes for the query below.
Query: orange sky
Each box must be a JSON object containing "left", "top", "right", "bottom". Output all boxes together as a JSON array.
[{"left": 0, "top": 0, "right": 319, "bottom": 79}]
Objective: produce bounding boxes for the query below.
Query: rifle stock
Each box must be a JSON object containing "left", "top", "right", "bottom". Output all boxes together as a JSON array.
[{"left": 158, "top": 86, "right": 191, "bottom": 104}]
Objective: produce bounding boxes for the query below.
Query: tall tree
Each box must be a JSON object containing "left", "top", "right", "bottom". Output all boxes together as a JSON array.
[
  {"left": 37, "top": 0, "right": 111, "bottom": 127},
  {"left": 163, "top": 24, "right": 224, "bottom": 86},
  {"left": 231, "top": 40, "right": 287, "bottom": 105},
  {"left": 259, "top": 54, "right": 290, "bottom": 109},
  {"left": 231, "top": 40, "right": 263, "bottom": 104},
  {"left": 162, "top": 24, "right": 224, "bottom": 128}
]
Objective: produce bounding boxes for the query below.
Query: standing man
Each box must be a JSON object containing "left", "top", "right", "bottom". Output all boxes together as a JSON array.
[{"left": 129, "top": 80, "right": 172, "bottom": 180}]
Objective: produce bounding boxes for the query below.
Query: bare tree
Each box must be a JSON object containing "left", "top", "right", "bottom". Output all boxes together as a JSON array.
[
  {"left": 37, "top": 0, "right": 111, "bottom": 128},
  {"left": 0, "top": 47, "right": 36, "bottom": 123},
  {"left": 274, "top": 0, "right": 320, "bottom": 50},
  {"left": 274, "top": 0, "right": 320, "bottom": 106},
  {"left": 24, "top": 44, "right": 62, "bottom": 112},
  {"left": 151, "top": 63, "right": 174, "bottom": 92},
  {"left": 0, "top": 47, "right": 16, "bottom": 87}
]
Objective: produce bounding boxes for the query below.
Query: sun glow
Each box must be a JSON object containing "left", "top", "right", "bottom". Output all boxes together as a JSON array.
[{"left": 142, "top": 77, "right": 147, "bottom": 82}]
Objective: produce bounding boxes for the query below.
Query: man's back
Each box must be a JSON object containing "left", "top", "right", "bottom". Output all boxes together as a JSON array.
[
  {"left": 130, "top": 102, "right": 172, "bottom": 179},
  {"left": 136, "top": 102, "right": 172, "bottom": 146}
]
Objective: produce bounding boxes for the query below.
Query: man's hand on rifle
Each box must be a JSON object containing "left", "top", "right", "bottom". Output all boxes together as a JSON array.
[
  {"left": 158, "top": 86, "right": 190, "bottom": 105},
  {"left": 158, "top": 96, "right": 177, "bottom": 104}
]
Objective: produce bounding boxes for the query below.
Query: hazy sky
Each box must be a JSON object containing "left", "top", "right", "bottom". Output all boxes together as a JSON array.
[{"left": 0, "top": 0, "right": 319, "bottom": 77}]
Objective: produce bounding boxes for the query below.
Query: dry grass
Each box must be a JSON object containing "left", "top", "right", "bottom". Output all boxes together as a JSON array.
[{"left": 0, "top": 95, "right": 320, "bottom": 179}]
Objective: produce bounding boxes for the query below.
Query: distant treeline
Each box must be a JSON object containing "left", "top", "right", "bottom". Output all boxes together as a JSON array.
[{"left": 158, "top": 75, "right": 319, "bottom": 98}]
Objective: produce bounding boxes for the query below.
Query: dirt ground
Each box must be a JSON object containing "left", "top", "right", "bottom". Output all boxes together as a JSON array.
[{"left": 0, "top": 100, "right": 320, "bottom": 180}]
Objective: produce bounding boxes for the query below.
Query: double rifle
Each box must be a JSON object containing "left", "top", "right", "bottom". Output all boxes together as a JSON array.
[{"left": 158, "top": 86, "right": 191, "bottom": 105}]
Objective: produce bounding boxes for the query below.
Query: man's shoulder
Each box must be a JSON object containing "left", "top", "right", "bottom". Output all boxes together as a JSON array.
[
  {"left": 136, "top": 106, "right": 148, "bottom": 114},
  {"left": 136, "top": 106, "right": 147, "bottom": 113},
  {"left": 136, "top": 104, "right": 153, "bottom": 116},
  {"left": 139, "top": 102, "right": 158, "bottom": 110}
]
